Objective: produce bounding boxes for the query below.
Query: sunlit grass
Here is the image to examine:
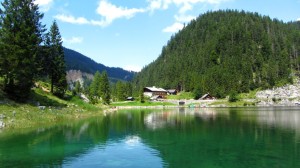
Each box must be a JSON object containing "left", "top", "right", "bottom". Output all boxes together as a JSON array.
[
  {"left": 167, "top": 92, "right": 194, "bottom": 100},
  {"left": 0, "top": 85, "right": 103, "bottom": 130}
]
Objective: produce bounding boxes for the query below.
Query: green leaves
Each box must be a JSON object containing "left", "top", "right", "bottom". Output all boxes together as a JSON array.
[
  {"left": 89, "top": 71, "right": 111, "bottom": 105},
  {"left": 46, "top": 20, "right": 66, "bottom": 97}
]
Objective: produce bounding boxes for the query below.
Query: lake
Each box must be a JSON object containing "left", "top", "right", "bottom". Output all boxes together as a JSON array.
[{"left": 1, "top": 107, "right": 300, "bottom": 168}]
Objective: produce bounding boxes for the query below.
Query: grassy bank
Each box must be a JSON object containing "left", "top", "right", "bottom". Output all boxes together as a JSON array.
[{"left": 0, "top": 86, "right": 103, "bottom": 130}]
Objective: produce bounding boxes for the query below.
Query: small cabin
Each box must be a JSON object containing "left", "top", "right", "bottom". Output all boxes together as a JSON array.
[
  {"left": 199, "top": 93, "right": 215, "bottom": 100},
  {"left": 167, "top": 89, "right": 178, "bottom": 95},
  {"left": 144, "top": 86, "right": 168, "bottom": 98}
]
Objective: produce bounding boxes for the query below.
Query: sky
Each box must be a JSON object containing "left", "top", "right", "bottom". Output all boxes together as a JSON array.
[{"left": 16, "top": 0, "right": 300, "bottom": 71}]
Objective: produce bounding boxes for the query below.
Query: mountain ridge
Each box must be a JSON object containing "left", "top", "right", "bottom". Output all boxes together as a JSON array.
[
  {"left": 64, "top": 47, "right": 135, "bottom": 82},
  {"left": 134, "top": 10, "right": 300, "bottom": 97}
]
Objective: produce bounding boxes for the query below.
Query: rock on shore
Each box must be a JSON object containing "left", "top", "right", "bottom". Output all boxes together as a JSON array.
[{"left": 256, "top": 78, "right": 300, "bottom": 106}]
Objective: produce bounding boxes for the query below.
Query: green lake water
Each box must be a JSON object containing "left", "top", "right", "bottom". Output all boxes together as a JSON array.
[{"left": 1, "top": 107, "right": 300, "bottom": 167}]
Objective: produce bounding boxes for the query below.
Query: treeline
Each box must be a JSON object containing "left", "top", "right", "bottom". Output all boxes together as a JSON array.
[
  {"left": 73, "top": 70, "right": 134, "bottom": 105},
  {"left": 133, "top": 10, "right": 300, "bottom": 98},
  {"left": 0, "top": 0, "right": 66, "bottom": 101}
]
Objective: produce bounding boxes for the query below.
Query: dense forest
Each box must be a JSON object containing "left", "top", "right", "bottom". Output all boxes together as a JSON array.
[
  {"left": 64, "top": 47, "right": 135, "bottom": 82},
  {"left": 0, "top": 0, "right": 66, "bottom": 101},
  {"left": 133, "top": 10, "right": 300, "bottom": 98}
]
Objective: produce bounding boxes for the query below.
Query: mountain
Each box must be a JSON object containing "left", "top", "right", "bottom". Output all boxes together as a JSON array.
[
  {"left": 134, "top": 10, "right": 300, "bottom": 98},
  {"left": 64, "top": 47, "right": 135, "bottom": 81}
]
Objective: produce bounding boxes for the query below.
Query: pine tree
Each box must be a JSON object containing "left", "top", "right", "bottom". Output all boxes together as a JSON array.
[
  {"left": 0, "top": 0, "right": 45, "bottom": 101},
  {"left": 73, "top": 81, "right": 81, "bottom": 96},
  {"left": 46, "top": 20, "right": 67, "bottom": 97},
  {"left": 99, "top": 71, "right": 110, "bottom": 105},
  {"left": 89, "top": 71, "right": 101, "bottom": 104}
]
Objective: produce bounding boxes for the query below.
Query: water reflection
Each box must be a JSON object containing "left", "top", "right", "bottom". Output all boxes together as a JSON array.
[
  {"left": 63, "top": 135, "right": 164, "bottom": 168},
  {"left": 0, "top": 107, "right": 300, "bottom": 168},
  {"left": 145, "top": 108, "right": 230, "bottom": 130}
]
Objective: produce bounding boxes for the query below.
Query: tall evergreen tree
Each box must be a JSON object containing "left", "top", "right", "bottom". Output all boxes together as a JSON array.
[
  {"left": 46, "top": 20, "right": 67, "bottom": 97},
  {"left": 99, "top": 71, "right": 111, "bottom": 105},
  {"left": 89, "top": 71, "right": 101, "bottom": 104},
  {"left": 0, "top": 0, "right": 45, "bottom": 101}
]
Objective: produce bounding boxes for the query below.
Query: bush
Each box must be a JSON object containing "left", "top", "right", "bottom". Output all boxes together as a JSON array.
[{"left": 228, "top": 91, "right": 239, "bottom": 102}]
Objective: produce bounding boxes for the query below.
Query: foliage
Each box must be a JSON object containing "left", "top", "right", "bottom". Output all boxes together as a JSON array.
[
  {"left": 113, "top": 81, "right": 132, "bottom": 101},
  {"left": 89, "top": 71, "right": 111, "bottom": 105},
  {"left": 228, "top": 91, "right": 239, "bottom": 102},
  {"left": 45, "top": 20, "right": 67, "bottom": 97},
  {"left": 73, "top": 81, "right": 82, "bottom": 96},
  {"left": 99, "top": 71, "right": 111, "bottom": 105},
  {"left": 167, "top": 92, "right": 194, "bottom": 100},
  {"left": 140, "top": 89, "right": 145, "bottom": 103},
  {"left": 193, "top": 86, "right": 203, "bottom": 100},
  {"left": 89, "top": 71, "right": 101, "bottom": 104},
  {"left": 0, "top": 0, "right": 45, "bottom": 101},
  {"left": 133, "top": 10, "right": 300, "bottom": 98}
]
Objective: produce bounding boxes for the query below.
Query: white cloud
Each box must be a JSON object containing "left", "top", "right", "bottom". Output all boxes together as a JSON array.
[
  {"left": 34, "top": 0, "right": 53, "bottom": 6},
  {"left": 147, "top": 0, "right": 231, "bottom": 33},
  {"left": 63, "top": 37, "right": 83, "bottom": 44},
  {"left": 147, "top": 0, "right": 230, "bottom": 11},
  {"left": 54, "top": 14, "right": 89, "bottom": 25},
  {"left": 297, "top": 18, "right": 300, "bottom": 21},
  {"left": 148, "top": 0, "right": 172, "bottom": 11},
  {"left": 55, "top": 0, "right": 146, "bottom": 27},
  {"left": 96, "top": 0, "right": 146, "bottom": 26},
  {"left": 55, "top": 0, "right": 230, "bottom": 28},
  {"left": 163, "top": 22, "right": 184, "bottom": 33},
  {"left": 34, "top": 0, "right": 53, "bottom": 12}
]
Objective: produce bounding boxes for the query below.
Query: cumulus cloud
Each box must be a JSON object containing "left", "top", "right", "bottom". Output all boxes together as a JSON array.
[
  {"left": 163, "top": 22, "right": 184, "bottom": 33},
  {"left": 152, "top": 0, "right": 231, "bottom": 33},
  {"left": 148, "top": 0, "right": 230, "bottom": 12},
  {"left": 148, "top": 0, "right": 172, "bottom": 11},
  {"left": 34, "top": 0, "right": 53, "bottom": 12},
  {"left": 96, "top": 0, "right": 146, "bottom": 26},
  {"left": 63, "top": 37, "right": 83, "bottom": 44},
  {"left": 55, "top": 0, "right": 230, "bottom": 29},
  {"left": 54, "top": 14, "right": 89, "bottom": 25},
  {"left": 55, "top": 0, "right": 146, "bottom": 27}
]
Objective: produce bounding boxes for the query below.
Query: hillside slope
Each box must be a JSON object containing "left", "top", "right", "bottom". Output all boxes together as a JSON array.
[
  {"left": 64, "top": 47, "right": 135, "bottom": 81},
  {"left": 134, "top": 10, "right": 300, "bottom": 97}
]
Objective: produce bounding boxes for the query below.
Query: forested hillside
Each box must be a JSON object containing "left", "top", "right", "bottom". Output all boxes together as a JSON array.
[
  {"left": 134, "top": 10, "right": 300, "bottom": 98},
  {"left": 64, "top": 47, "right": 135, "bottom": 81}
]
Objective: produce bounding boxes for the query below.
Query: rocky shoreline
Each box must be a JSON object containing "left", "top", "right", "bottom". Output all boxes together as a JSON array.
[{"left": 256, "top": 79, "right": 300, "bottom": 106}]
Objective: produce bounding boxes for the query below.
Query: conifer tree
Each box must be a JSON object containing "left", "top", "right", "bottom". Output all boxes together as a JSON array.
[
  {"left": 89, "top": 71, "right": 101, "bottom": 104},
  {"left": 46, "top": 20, "right": 67, "bottom": 97},
  {"left": 74, "top": 81, "right": 81, "bottom": 95},
  {"left": 99, "top": 71, "right": 110, "bottom": 105},
  {"left": 0, "top": 0, "right": 45, "bottom": 101}
]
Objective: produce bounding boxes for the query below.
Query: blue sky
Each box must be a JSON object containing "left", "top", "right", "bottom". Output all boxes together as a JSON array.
[{"left": 32, "top": 0, "right": 300, "bottom": 71}]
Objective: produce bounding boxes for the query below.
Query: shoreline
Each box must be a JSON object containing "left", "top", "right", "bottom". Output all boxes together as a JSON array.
[{"left": 2, "top": 102, "right": 300, "bottom": 131}]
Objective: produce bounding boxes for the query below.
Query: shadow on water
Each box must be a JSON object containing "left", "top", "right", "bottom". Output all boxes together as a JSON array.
[{"left": 0, "top": 107, "right": 300, "bottom": 167}]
